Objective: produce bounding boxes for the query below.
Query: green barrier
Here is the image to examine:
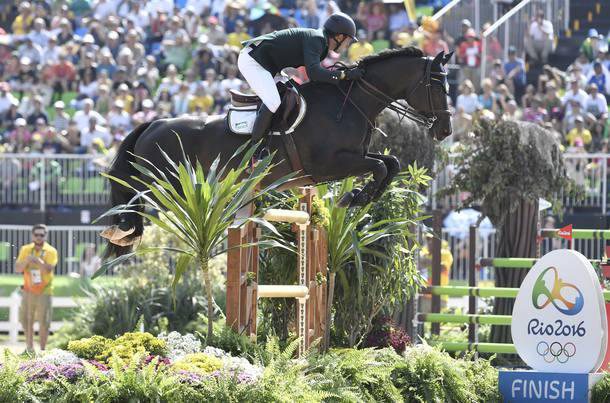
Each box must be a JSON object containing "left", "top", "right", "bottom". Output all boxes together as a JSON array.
[
  {"left": 424, "top": 286, "right": 610, "bottom": 301},
  {"left": 430, "top": 341, "right": 517, "bottom": 354},
  {"left": 417, "top": 313, "right": 511, "bottom": 325},
  {"left": 479, "top": 258, "right": 537, "bottom": 268},
  {"left": 425, "top": 286, "right": 519, "bottom": 298},
  {"left": 479, "top": 257, "right": 604, "bottom": 268}
]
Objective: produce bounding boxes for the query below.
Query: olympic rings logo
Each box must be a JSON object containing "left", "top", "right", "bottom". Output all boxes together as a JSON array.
[
  {"left": 532, "top": 267, "right": 584, "bottom": 316},
  {"left": 536, "top": 341, "right": 576, "bottom": 364}
]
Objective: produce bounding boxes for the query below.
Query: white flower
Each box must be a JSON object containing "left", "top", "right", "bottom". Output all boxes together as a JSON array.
[
  {"left": 158, "top": 331, "right": 201, "bottom": 360},
  {"left": 203, "top": 346, "right": 228, "bottom": 358},
  {"left": 39, "top": 349, "right": 81, "bottom": 366}
]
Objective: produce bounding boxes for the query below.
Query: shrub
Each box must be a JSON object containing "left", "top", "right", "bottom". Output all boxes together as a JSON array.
[
  {"left": 391, "top": 344, "right": 500, "bottom": 403},
  {"left": 172, "top": 353, "right": 223, "bottom": 375},
  {"left": 592, "top": 373, "right": 610, "bottom": 403},
  {"left": 101, "top": 332, "right": 167, "bottom": 361},
  {"left": 309, "top": 347, "right": 403, "bottom": 402},
  {"left": 363, "top": 315, "right": 411, "bottom": 353},
  {"left": 68, "top": 332, "right": 166, "bottom": 364},
  {"left": 67, "top": 335, "right": 112, "bottom": 361}
]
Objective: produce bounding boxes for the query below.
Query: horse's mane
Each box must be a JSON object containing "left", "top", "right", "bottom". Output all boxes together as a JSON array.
[{"left": 357, "top": 46, "right": 425, "bottom": 68}]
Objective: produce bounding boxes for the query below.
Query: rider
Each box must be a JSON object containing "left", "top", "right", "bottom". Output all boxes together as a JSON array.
[{"left": 237, "top": 13, "right": 365, "bottom": 160}]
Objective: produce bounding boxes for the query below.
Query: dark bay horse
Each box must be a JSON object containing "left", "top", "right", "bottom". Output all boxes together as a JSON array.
[{"left": 104, "top": 47, "right": 453, "bottom": 257}]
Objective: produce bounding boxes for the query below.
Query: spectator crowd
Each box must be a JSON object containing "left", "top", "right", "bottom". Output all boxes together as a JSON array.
[{"left": 0, "top": 0, "right": 609, "bottom": 160}]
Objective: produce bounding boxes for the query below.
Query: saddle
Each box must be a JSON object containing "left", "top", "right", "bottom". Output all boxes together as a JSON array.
[{"left": 226, "top": 80, "right": 307, "bottom": 136}]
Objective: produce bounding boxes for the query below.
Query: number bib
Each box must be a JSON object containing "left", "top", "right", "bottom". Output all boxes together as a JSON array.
[{"left": 30, "top": 269, "right": 42, "bottom": 285}]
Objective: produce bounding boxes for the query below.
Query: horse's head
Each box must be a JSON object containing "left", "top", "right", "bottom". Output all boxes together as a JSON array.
[
  {"left": 359, "top": 48, "right": 453, "bottom": 140},
  {"left": 408, "top": 50, "right": 453, "bottom": 140}
]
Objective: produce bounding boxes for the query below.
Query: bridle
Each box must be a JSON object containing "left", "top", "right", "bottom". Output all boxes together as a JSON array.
[{"left": 336, "top": 57, "right": 451, "bottom": 130}]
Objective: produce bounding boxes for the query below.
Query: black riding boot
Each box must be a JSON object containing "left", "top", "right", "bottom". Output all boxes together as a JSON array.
[{"left": 250, "top": 104, "right": 274, "bottom": 160}]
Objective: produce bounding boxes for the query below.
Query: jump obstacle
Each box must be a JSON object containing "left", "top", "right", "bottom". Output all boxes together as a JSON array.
[
  {"left": 225, "top": 188, "right": 328, "bottom": 356},
  {"left": 415, "top": 219, "right": 610, "bottom": 356}
]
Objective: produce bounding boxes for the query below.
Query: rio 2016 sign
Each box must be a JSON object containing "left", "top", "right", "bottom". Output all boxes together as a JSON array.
[{"left": 512, "top": 250, "right": 607, "bottom": 373}]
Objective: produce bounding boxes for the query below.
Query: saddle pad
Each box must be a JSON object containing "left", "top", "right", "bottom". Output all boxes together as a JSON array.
[
  {"left": 227, "top": 97, "right": 307, "bottom": 136},
  {"left": 227, "top": 105, "right": 258, "bottom": 134}
]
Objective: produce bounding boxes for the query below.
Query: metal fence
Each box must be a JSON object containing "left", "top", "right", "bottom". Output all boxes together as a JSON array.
[
  {"left": 0, "top": 225, "right": 107, "bottom": 275},
  {"left": 441, "top": 226, "right": 609, "bottom": 282},
  {"left": 430, "top": 153, "right": 610, "bottom": 213},
  {"left": 2, "top": 150, "right": 609, "bottom": 213},
  {"left": 0, "top": 154, "right": 110, "bottom": 210}
]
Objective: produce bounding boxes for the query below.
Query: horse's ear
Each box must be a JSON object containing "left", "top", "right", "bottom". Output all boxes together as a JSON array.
[
  {"left": 432, "top": 51, "right": 445, "bottom": 66},
  {"left": 443, "top": 51, "right": 454, "bottom": 65}
]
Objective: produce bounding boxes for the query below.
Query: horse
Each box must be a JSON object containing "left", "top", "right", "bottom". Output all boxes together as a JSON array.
[{"left": 103, "top": 47, "right": 453, "bottom": 257}]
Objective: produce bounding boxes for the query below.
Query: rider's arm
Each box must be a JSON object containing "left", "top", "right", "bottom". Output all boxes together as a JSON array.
[{"left": 303, "top": 39, "right": 344, "bottom": 83}]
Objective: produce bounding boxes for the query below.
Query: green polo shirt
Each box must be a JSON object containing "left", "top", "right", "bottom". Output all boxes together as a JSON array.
[{"left": 242, "top": 28, "right": 342, "bottom": 83}]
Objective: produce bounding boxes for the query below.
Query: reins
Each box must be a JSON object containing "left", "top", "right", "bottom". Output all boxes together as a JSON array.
[{"left": 333, "top": 57, "right": 451, "bottom": 132}]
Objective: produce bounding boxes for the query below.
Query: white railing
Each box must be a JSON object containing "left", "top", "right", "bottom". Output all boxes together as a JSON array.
[
  {"left": 0, "top": 289, "right": 87, "bottom": 344},
  {"left": 440, "top": 226, "right": 609, "bottom": 282},
  {"left": 481, "top": 0, "right": 569, "bottom": 82},
  {"left": 430, "top": 153, "right": 610, "bottom": 213},
  {"left": 0, "top": 225, "right": 107, "bottom": 275},
  {"left": 0, "top": 153, "right": 110, "bottom": 210}
]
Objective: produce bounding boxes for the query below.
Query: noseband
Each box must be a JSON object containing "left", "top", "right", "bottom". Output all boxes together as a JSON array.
[{"left": 336, "top": 57, "right": 451, "bottom": 130}]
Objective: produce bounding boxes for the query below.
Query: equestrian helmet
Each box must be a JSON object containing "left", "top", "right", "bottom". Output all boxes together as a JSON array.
[{"left": 324, "top": 13, "right": 357, "bottom": 41}]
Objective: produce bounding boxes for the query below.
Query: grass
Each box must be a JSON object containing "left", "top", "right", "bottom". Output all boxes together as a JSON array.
[
  {"left": 0, "top": 275, "right": 120, "bottom": 321},
  {"left": 0, "top": 275, "right": 119, "bottom": 297}
]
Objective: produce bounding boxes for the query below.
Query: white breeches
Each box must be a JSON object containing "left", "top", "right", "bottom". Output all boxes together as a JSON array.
[{"left": 237, "top": 46, "right": 281, "bottom": 113}]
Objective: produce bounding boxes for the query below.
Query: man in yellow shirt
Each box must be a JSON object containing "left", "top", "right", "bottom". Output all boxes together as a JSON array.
[
  {"left": 419, "top": 233, "right": 453, "bottom": 312},
  {"left": 11, "top": 1, "right": 34, "bottom": 37},
  {"left": 566, "top": 116, "right": 592, "bottom": 147},
  {"left": 15, "top": 224, "right": 58, "bottom": 352},
  {"left": 189, "top": 84, "right": 214, "bottom": 114},
  {"left": 227, "top": 21, "right": 251, "bottom": 48},
  {"left": 347, "top": 30, "right": 374, "bottom": 63}
]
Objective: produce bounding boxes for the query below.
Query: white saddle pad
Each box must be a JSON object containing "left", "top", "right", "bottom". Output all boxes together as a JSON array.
[
  {"left": 227, "top": 105, "right": 258, "bottom": 134},
  {"left": 226, "top": 97, "right": 307, "bottom": 136}
]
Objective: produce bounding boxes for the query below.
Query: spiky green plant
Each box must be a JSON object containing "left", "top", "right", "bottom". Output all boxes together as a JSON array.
[
  {"left": 96, "top": 139, "right": 293, "bottom": 340},
  {"left": 319, "top": 164, "right": 429, "bottom": 346}
]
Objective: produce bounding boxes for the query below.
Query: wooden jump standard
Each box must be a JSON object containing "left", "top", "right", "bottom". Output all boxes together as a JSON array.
[{"left": 226, "top": 188, "right": 328, "bottom": 356}]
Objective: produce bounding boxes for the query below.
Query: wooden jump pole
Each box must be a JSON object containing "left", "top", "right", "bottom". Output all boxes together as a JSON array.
[{"left": 226, "top": 187, "right": 328, "bottom": 356}]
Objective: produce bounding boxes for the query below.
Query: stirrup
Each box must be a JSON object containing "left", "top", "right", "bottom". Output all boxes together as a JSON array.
[{"left": 251, "top": 146, "right": 270, "bottom": 164}]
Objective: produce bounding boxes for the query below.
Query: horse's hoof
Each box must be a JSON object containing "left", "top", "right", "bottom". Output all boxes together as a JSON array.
[
  {"left": 337, "top": 188, "right": 361, "bottom": 208},
  {"left": 110, "top": 235, "right": 141, "bottom": 247},
  {"left": 349, "top": 190, "right": 372, "bottom": 208},
  {"left": 100, "top": 225, "right": 135, "bottom": 242},
  {"left": 337, "top": 192, "right": 353, "bottom": 208}
]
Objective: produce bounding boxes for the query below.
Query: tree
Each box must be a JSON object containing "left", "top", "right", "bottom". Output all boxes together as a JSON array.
[
  {"left": 445, "top": 119, "right": 571, "bottom": 344},
  {"left": 97, "top": 141, "right": 292, "bottom": 340}
]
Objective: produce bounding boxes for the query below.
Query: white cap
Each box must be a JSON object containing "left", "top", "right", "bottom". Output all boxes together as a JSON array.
[{"left": 54, "top": 100, "right": 65, "bottom": 108}]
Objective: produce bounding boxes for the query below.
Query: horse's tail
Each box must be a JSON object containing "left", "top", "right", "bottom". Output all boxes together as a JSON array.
[{"left": 103, "top": 121, "right": 152, "bottom": 259}]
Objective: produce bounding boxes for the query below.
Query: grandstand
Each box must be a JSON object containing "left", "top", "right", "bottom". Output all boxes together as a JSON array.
[{"left": 0, "top": 0, "right": 609, "bottom": 274}]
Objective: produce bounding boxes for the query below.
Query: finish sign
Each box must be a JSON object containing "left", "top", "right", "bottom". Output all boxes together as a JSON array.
[{"left": 511, "top": 249, "right": 607, "bottom": 373}]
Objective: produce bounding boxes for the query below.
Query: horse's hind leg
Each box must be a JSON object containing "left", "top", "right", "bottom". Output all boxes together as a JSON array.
[
  {"left": 367, "top": 153, "right": 400, "bottom": 201},
  {"left": 332, "top": 152, "right": 387, "bottom": 208}
]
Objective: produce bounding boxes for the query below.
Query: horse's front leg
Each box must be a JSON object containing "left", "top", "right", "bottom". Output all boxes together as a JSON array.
[
  {"left": 366, "top": 153, "right": 400, "bottom": 201},
  {"left": 331, "top": 152, "right": 388, "bottom": 208}
]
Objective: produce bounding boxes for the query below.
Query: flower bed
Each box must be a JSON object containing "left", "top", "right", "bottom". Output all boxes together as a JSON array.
[{"left": 0, "top": 331, "right": 505, "bottom": 402}]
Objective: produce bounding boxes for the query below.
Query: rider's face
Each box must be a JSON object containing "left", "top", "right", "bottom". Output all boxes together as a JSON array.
[{"left": 329, "top": 34, "right": 352, "bottom": 53}]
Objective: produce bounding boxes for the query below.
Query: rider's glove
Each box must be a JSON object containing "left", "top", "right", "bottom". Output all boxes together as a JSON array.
[{"left": 344, "top": 68, "right": 365, "bottom": 81}]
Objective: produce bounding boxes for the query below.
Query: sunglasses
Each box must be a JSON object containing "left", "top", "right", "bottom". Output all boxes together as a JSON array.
[{"left": 33, "top": 233, "right": 46, "bottom": 237}]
